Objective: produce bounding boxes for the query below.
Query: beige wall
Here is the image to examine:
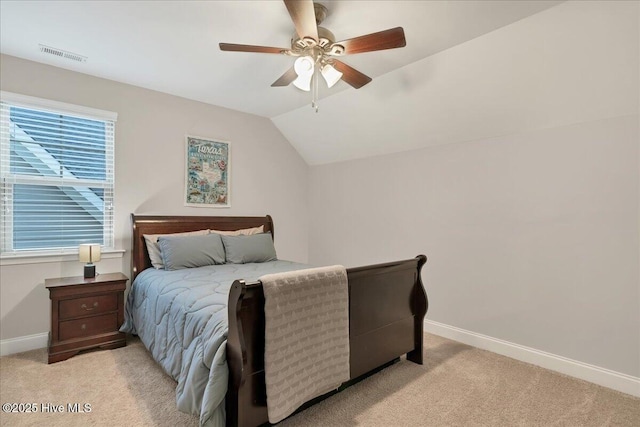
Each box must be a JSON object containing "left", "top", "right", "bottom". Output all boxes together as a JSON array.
[
  {"left": 308, "top": 115, "right": 639, "bottom": 377},
  {"left": 302, "top": 0, "right": 640, "bottom": 380},
  {"left": 0, "top": 54, "right": 309, "bottom": 340}
]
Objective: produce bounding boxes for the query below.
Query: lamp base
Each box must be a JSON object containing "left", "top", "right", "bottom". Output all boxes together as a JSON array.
[{"left": 84, "top": 264, "right": 96, "bottom": 279}]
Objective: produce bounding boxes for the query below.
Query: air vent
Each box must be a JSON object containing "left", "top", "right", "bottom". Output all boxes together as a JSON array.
[{"left": 39, "top": 44, "right": 87, "bottom": 63}]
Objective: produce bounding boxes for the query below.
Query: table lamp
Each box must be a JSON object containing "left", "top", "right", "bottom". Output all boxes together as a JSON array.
[{"left": 79, "top": 244, "right": 101, "bottom": 278}]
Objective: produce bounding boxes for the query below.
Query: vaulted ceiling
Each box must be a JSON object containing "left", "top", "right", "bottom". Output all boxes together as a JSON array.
[{"left": 2, "top": 1, "right": 636, "bottom": 165}]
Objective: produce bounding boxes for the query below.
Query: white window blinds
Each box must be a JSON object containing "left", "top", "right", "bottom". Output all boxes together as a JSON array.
[{"left": 0, "top": 92, "right": 117, "bottom": 254}]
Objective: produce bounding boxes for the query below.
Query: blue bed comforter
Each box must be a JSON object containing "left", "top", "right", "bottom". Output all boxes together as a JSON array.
[{"left": 120, "top": 261, "right": 309, "bottom": 426}]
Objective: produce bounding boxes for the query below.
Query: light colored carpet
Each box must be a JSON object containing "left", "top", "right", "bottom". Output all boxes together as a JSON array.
[{"left": 0, "top": 333, "right": 638, "bottom": 426}]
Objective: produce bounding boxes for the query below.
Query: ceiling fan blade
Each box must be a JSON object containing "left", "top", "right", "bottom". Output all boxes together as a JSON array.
[
  {"left": 331, "top": 60, "right": 372, "bottom": 89},
  {"left": 283, "top": 0, "right": 318, "bottom": 41},
  {"left": 335, "top": 27, "right": 406, "bottom": 55},
  {"left": 219, "top": 43, "right": 288, "bottom": 54},
  {"left": 271, "top": 67, "right": 298, "bottom": 87}
]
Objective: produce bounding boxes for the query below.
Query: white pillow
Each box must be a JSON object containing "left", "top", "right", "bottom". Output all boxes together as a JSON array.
[
  {"left": 144, "top": 229, "right": 209, "bottom": 269},
  {"left": 210, "top": 225, "right": 264, "bottom": 236}
]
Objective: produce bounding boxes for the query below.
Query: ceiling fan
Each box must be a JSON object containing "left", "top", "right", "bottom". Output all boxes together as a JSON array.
[{"left": 219, "top": 0, "right": 406, "bottom": 111}]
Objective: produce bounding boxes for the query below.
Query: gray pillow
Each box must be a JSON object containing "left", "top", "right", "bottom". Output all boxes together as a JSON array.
[
  {"left": 221, "top": 232, "right": 277, "bottom": 264},
  {"left": 158, "top": 233, "right": 225, "bottom": 270}
]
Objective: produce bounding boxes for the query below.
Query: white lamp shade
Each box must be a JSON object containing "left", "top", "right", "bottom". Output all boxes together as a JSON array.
[
  {"left": 321, "top": 64, "right": 343, "bottom": 88},
  {"left": 293, "top": 56, "right": 314, "bottom": 92},
  {"left": 79, "top": 244, "right": 101, "bottom": 263}
]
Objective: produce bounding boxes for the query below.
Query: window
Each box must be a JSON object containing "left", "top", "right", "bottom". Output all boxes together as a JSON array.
[{"left": 0, "top": 92, "right": 117, "bottom": 255}]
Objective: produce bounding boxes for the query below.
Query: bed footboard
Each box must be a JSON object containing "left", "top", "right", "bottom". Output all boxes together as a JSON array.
[
  {"left": 347, "top": 255, "right": 428, "bottom": 377},
  {"left": 226, "top": 255, "right": 428, "bottom": 427}
]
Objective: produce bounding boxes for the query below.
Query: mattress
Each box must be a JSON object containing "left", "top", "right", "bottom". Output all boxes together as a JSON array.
[{"left": 120, "top": 260, "right": 309, "bottom": 427}]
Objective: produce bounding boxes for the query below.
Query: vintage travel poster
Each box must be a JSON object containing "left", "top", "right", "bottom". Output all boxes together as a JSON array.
[{"left": 185, "top": 135, "right": 230, "bottom": 207}]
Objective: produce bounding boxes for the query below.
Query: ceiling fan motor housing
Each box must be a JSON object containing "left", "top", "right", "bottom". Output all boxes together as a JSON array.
[
  {"left": 292, "top": 26, "right": 336, "bottom": 49},
  {"left": 290, "top": 3, "right": 339, "bottom": 53}
]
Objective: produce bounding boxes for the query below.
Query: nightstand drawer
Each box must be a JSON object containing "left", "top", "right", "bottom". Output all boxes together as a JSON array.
[
  {"left": 59, "top": 313, "right": 118, "bottom": 342},
  {"left": 59, "top": 294, "right": 118, "bottom": 320}
]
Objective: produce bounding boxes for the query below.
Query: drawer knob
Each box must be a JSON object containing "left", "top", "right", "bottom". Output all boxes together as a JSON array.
[
  {"left": 81, "top": 324, "right": 86, "bottom": 330},
  {"left": 80, "top": 302, "right": 98, "bottom": 311}
]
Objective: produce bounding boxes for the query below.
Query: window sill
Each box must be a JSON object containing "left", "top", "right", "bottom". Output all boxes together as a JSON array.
[{"left": 0, "top": 249, "right": 126, "bottom": 266}]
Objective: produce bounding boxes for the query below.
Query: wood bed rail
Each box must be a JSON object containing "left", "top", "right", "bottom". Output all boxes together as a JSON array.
[{"left": 226, "top": 255, "right": 428, "bottom": 427}]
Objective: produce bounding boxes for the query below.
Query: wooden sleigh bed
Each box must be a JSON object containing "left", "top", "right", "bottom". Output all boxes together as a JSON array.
[{"left": 131, "top": 214, "right": 428, "bottom": 427}]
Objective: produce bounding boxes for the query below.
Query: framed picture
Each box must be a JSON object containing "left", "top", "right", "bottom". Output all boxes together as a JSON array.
[{"left": 184, "top": 135, "right": 231, "bottom": 208}]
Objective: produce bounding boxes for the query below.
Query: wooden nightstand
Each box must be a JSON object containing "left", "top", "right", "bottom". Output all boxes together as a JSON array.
[{"left": 45, "top": 272, "right": 128, "bottom": 364}]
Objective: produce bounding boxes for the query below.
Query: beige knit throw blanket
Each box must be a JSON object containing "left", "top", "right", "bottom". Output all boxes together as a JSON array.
[{"left": 261, "top": 265, "right": 350, "bottom": 424}]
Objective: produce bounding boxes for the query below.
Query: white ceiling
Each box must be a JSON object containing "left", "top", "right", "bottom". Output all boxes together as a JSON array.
[{"left": 4, "top": 0, "right": 611, "bottom": 165}]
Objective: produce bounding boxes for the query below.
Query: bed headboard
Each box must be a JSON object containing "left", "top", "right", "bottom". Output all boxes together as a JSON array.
[{"left": 130, "top": 214, "right": 274, "bottom": 280}]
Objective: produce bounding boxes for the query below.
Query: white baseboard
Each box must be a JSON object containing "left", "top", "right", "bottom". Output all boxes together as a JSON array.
[
  {"left": 425, "top": 320, "right": 640, "bottom": 398},
  {"left": 0, "top": 333, "right": 48, "bottom": 356}
]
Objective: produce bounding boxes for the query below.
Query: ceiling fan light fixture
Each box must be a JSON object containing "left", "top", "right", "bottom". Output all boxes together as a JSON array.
[
  {"left": 293, "top": 76, "right": 312, "bottom": 91},
  {"left": 293, "top": 56, "right": 315, "bottom": 91},
  {"left": 321, "top": 63, "right": 343, "bottom": 88}
]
